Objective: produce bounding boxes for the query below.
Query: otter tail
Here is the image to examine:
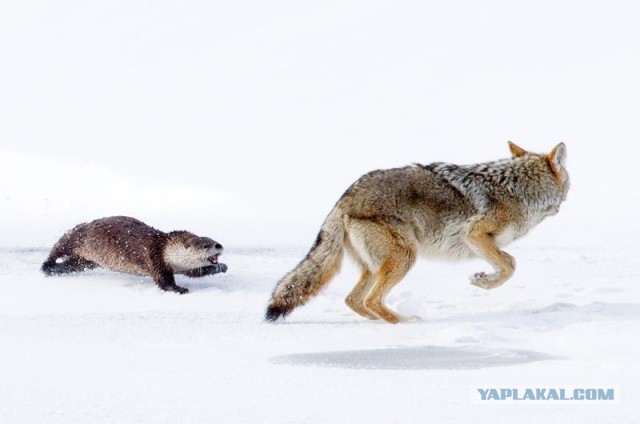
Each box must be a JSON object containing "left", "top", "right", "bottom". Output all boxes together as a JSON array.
[
  {"left": 41, "top": 258, "right": 58, "bottom": 275},
  {"left": 265, "top": 208, "right": 345, "bottom": 321}
]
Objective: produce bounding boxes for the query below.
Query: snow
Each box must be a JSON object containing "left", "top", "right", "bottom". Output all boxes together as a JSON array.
[
  {"left": 1, "top": 242, "right": 638, "bottom": 423},
  {"left": 2, "top": 0, "right": 640, "bottom": 422}
]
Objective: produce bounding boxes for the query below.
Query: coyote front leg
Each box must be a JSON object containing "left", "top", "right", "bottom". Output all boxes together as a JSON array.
[{"left": 465, "top": 220, "right": 516, "bottom": 290}]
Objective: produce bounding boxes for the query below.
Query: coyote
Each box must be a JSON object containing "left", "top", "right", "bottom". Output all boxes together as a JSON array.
[{"left": 266, "top": 142, "right": 569, "bottom": 323}]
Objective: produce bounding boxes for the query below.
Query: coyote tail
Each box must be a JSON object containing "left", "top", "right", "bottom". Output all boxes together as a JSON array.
[{"left": 265, "top": 209, "right": 345, "bottom": 321}]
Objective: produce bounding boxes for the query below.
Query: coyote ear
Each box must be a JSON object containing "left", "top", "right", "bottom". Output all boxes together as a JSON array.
[
  {"left": 508, "top": 141, "right": 527, "bottom": 157},
  {"left": 547, "top": 142, "right": 567, "bottom": 177}
]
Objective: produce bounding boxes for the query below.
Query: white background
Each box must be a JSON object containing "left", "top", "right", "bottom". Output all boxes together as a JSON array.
[{"left": 1, "top": 0, "right": 639, "bottom": 247}]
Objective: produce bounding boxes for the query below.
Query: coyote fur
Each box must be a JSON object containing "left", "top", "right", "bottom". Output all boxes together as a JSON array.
[{"left": 266, "top": 142, "right": 569, "bottom": 323}]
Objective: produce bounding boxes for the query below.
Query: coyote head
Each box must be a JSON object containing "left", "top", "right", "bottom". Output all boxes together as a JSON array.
[{"left": 508, "top": 141, "right": 570, "bottom": 213}]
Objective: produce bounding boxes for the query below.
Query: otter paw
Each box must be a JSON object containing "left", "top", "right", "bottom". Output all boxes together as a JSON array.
[
  {"left": 162, "top": 285, "right": 189, "bottom": 294},
  {"left": 213, "top": 263, "right": 228, "bottom": 274}
]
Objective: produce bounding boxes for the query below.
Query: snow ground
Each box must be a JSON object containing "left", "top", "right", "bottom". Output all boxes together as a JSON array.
[{"left": 1, "top": 242, "right": 638, "bottom": 423}]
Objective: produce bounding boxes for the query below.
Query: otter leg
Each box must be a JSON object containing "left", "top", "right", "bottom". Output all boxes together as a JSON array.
[
  {"left": 183, "top": 264, "right": 228, "bottom": 278},
  {"left": 154, "top": 271, "right": 189, "bottom": 294},
  {"left": 41, "top": 255, "right": 98, "bottom": 275}
]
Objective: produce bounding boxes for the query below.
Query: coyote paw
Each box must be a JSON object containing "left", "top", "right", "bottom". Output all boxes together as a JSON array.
[
  {"left": 469, "top": 272, "right": 500, "bottom": 290},
  {"left": 471, "top": 272, "right": 488, "bottom": 281}
]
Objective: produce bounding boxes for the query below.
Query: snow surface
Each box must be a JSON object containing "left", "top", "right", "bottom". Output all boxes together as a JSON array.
[
  {"left": 2, "top": 0, "right": 640, "bottom": 422},
  {"left": 1, "top": 242, "right": 639, "bottom": 423}
]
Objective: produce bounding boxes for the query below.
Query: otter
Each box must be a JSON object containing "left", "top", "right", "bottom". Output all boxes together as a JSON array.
[{"left": 41, "top": 216, "right": 227, "bottom": 294}]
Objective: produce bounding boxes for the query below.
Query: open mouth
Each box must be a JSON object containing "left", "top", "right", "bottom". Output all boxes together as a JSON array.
[{"left": 207, "top": 254, "right": 220, "bottom": 265}]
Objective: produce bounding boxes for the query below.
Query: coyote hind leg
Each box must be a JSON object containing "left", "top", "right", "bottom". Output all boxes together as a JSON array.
[
  {"left": 345, "top": 268, "right": 379, "bottom": 320},
  {"left": 363, "top": 251, "right": 416, "bottom": 324},
  {"left": 347, "top": 219, "right": 417, "bottom": 324}
]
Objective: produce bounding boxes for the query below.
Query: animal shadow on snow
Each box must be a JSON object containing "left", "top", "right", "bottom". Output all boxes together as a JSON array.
[{"left": 271, "top": 346, "right": 554, "bottom": 370}]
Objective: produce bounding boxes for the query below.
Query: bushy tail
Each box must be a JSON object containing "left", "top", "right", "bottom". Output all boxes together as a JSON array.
[{"left": 265, "top": 209, "right": 345, "bottom": 321}]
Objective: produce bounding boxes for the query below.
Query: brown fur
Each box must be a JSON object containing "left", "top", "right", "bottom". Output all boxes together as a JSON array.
[
  {"left": 266, "top": 142, "right": 569, "bottom": 323},
  {"left": 41, "top": 216, "right": 226, "bottom": 294}
]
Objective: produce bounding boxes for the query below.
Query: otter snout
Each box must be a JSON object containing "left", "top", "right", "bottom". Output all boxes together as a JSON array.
[
  {"left": 209, "top": 241, "right": 223, "bottom": 251},
  {"left": 196, "top": 237, "right": 224, "bottom": 265},
  {"left": 193, "top": 237, "right": 223, "bottom": 251}
]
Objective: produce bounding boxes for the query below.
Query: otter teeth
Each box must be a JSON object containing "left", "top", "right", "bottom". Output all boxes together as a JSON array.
[{"left": 208, "top": 254, "right": 219, "bottom": 265}]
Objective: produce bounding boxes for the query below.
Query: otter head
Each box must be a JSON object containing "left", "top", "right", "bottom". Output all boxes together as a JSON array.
[{"left": 164, "top": 231, "right": 224, "bottom": 271}]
